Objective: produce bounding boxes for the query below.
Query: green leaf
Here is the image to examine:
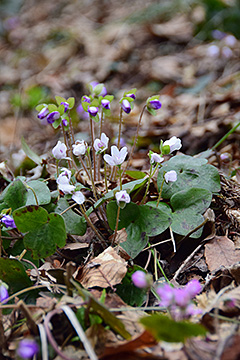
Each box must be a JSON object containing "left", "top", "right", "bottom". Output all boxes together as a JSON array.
[
  {"left": 170, "top": 188, "right": 212, "bottom": 213},
  {"left": 106, "top": 201, "right": 140, "bottom": 230},
  {"left": 25, "top": 180, "right": 51, "bottom": 206},
  {"left": 21, "top": 137, "right": 42, "bottom": 165},
  {"left": 67, "top": 97, "right": 75, "bottom": 109},
  {"left": 52, "top": 117, "right": 62, "bottom": 129},
  {"left": 35, "top": 104, "right": 45, "bottom": 112},
  {"left": 48, "top": 104, "right": 58, "bottom": 112},
  {"left": 140, "top": 314, "right": 206, "bottom": 343},
  {"left": 171, "top": 209, "right": 204, "bottom": 238},
  {"left": 103, "top": 95, "right": 114, "bottom": 102},
  {"left": 157, "top": 155, "right": 220, "bottom": 199},
  {"left": 13, "top": 206, "right": 66, "bottom": 259},
  {"left": 116, "top": 266, "right": 147, "bottom": 306},
  {"left": 93, "top": 84, "right": 104, "bottom": 95},
  {"left": 122, "top": 204, "right": 172, "bottom": 258},
  {"left": 0, "top": 258, "right": 33, "bottom": 296},
  {"left": 58, "top": 104, "right": 65, "bottom": 116},
  {"left": 55, "top": 198, "right": 87, "bottom": 235},
  {"left": 4, "top": 179, "right": 28, "bottom": 210},
  {"left": 125, "top": 170, "right": 146, "bottom": 179},
  {"left": 81, "top": 101, "right": 89, "bottom": 112},
  {"left": 55, "top": 95, "right": 66, "bottom": 105}
]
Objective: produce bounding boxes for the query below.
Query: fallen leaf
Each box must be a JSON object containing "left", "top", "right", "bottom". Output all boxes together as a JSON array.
[
  {"left": 204, "top": 236, "right": 240, "bottom": 272},
  {"left": 76, "top": 247, "right": 127, "bottom": 288}
]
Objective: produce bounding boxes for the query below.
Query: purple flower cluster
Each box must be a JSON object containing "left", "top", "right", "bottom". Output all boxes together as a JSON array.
[
  {"left": 157, "top": 279, "right": 202, "bottom": 321},
  {"left": 0, "top": 214, "right": 16, "bottom": 229}
]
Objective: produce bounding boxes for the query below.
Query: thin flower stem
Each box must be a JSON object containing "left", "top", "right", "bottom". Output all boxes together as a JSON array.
[
  {"left": 100, "top": 108, "right": 104, "bottom": 137},
  {"left": 25, "top": 185, "right": 39, "bottom": 206},
  {"left": 79, "top": 205, "right": 106, "bottom": 248},
  {"left": 60, "top": 203, "right": 76, "bottom": 215},
  {"left": 212, "top": 121, "right": 240, "bottom": 150},
  {"left": 141, "top": 164, "right": 153, "bottom": 205},
  {"left": 118, "top": 166, "right": 122, "bottom": 190},
  {"left": 86, "top": 151, "right": 98, "bottom": 201},
  {"left": 117, "top": 108, "right": 123, "bottom": 148},
  {"left": 148, "top": 243, "right": 170, "bottom": 285},
  {"left": 123, "top": 104, "right": 146, "bottom": 174},
  {"left": 61, "top": 124, "right": 72, "bottom": 169},
  {"left": 104, "top": 153, "right": 108, "bottom": 192},
  {"left": 112, "top": 205, "right": 121, "bottom": 246},
  {"left": 68, "top": 116, "right": 75, "bottom": 144},
  {"left": 90, "top": 118, "right": 97, "bottom": 180},
  {"left": 0, "top": 227, "right": 2, "bottom": 258},
  {"left": 156, "top": 178, "right": 165, "bottom": 207}
]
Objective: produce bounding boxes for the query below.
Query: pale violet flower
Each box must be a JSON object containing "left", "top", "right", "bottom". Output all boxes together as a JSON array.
[
  {"left": 17, "top": 339, "right": 39, "bottom": 359},
  {"left": 58, "top": 168, "right": 71, "bottom": 182},
  {"left": 150, "top": 152, "right": 164, "bottom": 165},
  {"left": 52, "top": 141, "right": 67, "bottom": 160},
  {"left": 224, "top": 34, "right": 236, "bottom": 47},
  {"left": 115, "top": 190, "right": 130, "bottom": 206},
  {"left": 207, "top": 45, "right": 220, "bottom": 57},
  {"left": 94, "top": 133, "right": 109, "bottom": 154},
  {"left": 0, "top": 214, "right": 16, "bottom": 229},
  {"left": 101, "top": 99, "right": 110, "bottom": 110},
  {"left": 72, "top": 191, "right": 85, "bottom": 205},
  {"left": 0, "top": 281, "right": 9, "bottom": 302},
  {"left": 72, "top": 140, "right": 87, "bottom": 156},
  {"left": 88, "top": 106, "right": 98, "bottom": 117},
  {"left": 148, "top": 99, "right": 162, "bottom": 110},
  {"left": 104, "top": 146, "right": 128, "bottom": 166},
  {"left": 37, "top": 106, "right": 49, "bottom": 120},
  {"left": 164, "top": 170, "right": 177, "bottom": 183},
  {"left": 132, "top": 271, "right": 148, "bottom": 289},
  {"left": 162, "top": 136, "right": 182, "bottom": 154},
  {"left": 47, "top": 111, "right": 60, "bottom": 124}
]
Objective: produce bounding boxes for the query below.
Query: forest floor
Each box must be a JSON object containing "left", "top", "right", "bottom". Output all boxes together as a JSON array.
[{"left": 0, "top": 0, "right": 240, "bottom": 359}]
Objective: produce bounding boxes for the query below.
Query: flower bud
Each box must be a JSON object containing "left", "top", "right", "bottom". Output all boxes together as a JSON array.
[
  {"left": 101, "top": 99, "right": 110, "bottom": 110},
  {"left": 37, "top": 106, "right": 49, "bottom": 120},
  {"left": 132, "top": 271, "right": 149, "bottom": 289},
  {"left": 82, "top": 96, "right": 91, "bottom": 103},
  {"left": 52, "top": 140, "right": 67, "bottom": 160},
  {"left": 88, "top": 106, "right": 98, "bottom": 117},
  {"left": 94, "top": 133, "right": 109, "bottom": 154},
  {"left": 162, "top": 136, "right": 182, "bottom": 154},
  {"left": 164, "top": 170, "right": 177, "bottom": 183},
  {"left": 47, "top": 111, "right": 60, "bottom": 124},
  {"left": 149, "top": 152, "right": 164, "bottom": 164},
  {"left": 60, "top": 101, "right": 69, "bottom": 112},
  {"left": 72, "top": 140, "right": 87, "bottom": 156},
  {"left": 121, "top": 99, "right": 131, "bottom": 114},
  {"left": 62, "top": 118, "right": 68, "bottom": 127},
  {"left": 115, "top": 190, "right": 130, "bottom": 207},
  {"left": 148, "top": 99, "right": 162, "bottom": 110}
]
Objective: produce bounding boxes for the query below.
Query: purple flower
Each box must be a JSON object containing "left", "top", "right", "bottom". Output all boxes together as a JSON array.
[
  {"left": 60, "top": 101, "right": 69, "bottom": 112},
  {"left": 157, "top": 284, "right": 175, "bottom": 307},
  {"left": 37, "top": 106, "right": 49, "bottom": 120},
  {"left": 52, "top": 140, "right": 67, "bottom": 160},
  {"left": 148, "top": 99, "right": 162, "bottom": 110},
  {"left": 132, "top": 271, "right": 148, "bottom": 289},
  {"left": 164, "top": 170, "right": 177, "bottom": 183},
  {"left": 126, "top": 93, "right": 136, "bottom": 100},
  {"left": 101, "top": 99, "right": 110, "bottom": 110},
  {"left": 17, "top": 339, "right": 39, "bottom": 359},
  {"left": 94, "top": 133, "right": 109, "bottom": 154},
  {"left": 212, "top": 30, "right": 225, "bottom": 40},
  {"left": 222, "top": 46, "right": 232, "bottom": 58},
  {"left": 207, "top": 45, "right": 220, "bottom": 57},
  {"left": 57, "top": 174, "right": 75, "bottom": 194},
  {"left": 104, "top": 146, "right": 128, "bottom": 166},
  {"left": 184, "top": 279, "right": 202, "bottom": 298},
  {"left": 88, "top": 106, "right": 98, "bottom": 117},
  {"left": 0, "top": 282, "right": 9, "bottom": 302},
  {"left": 47, "top": 111, "right": 60, "bottom": 124},
  {"left": 82, "top": 96, "right": 91, "bottom": 104},
  {"left": 62, "top": 118, "right": 68, "bottom": 127},
  {"left": 150, "top": 152, "right": 164, "bottom": 165},
  {"left": 0, "top": 215, "right": 16, "bottom": 228},
  {"left": 223, "top": 34, "right": 236, "bottom": 47},
  {"left": 115, "top": 190, "right": 130, "bottom": 206},
  {"left": 121, "top": 99, "right": 131, "bottom": 114},
  {"left": 174, "top": 288, "right": 190, "bottom": 307}
]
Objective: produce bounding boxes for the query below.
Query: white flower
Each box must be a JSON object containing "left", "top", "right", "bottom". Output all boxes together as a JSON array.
[
  {"left": 164, "top": 170, "right": 177, "bottom": 183},
  {"left": 72, "top": 140, "right": 87, "bottom": 156},
  {"left": 163, "top": 136, "right": 182, "bottom": 154},
  {"left": 94, "top": 133, "right": 109, "bottom": 154},
  {"left": 58, "top": 167, "right": 72, "bottom": 181},
  {"left": 72, "top": 191, "right": 85, "bottom": 204},
  {"left": 57, "top": 173, "right": 75, "bottom": 194},
  {"left": 150, "top": 152, "right": 164, "bottom": 164},
  {"left": 104, "top": 146, "right": 128, "bottom": 166},
  {"left": 115, "top": 190, "right": 130, "bottom": 206},
  {"left": 52, "top": 141, "right": 67, "bottom": 160}
]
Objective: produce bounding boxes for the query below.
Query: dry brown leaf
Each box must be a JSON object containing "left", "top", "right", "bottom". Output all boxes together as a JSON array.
[
  {"left": 204, "top": 236, "right": 240, "bottom": 272},
  {"left": 76, "top": 247, "right": 127, "bottom": 289},
  {"left": 149, "top": 15, "right": 193, "bottom": 42}
]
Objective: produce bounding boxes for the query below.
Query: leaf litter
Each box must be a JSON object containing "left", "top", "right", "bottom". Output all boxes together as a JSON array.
[{"left": 0, "top": 0, "right": 240, "bottom": 359}]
